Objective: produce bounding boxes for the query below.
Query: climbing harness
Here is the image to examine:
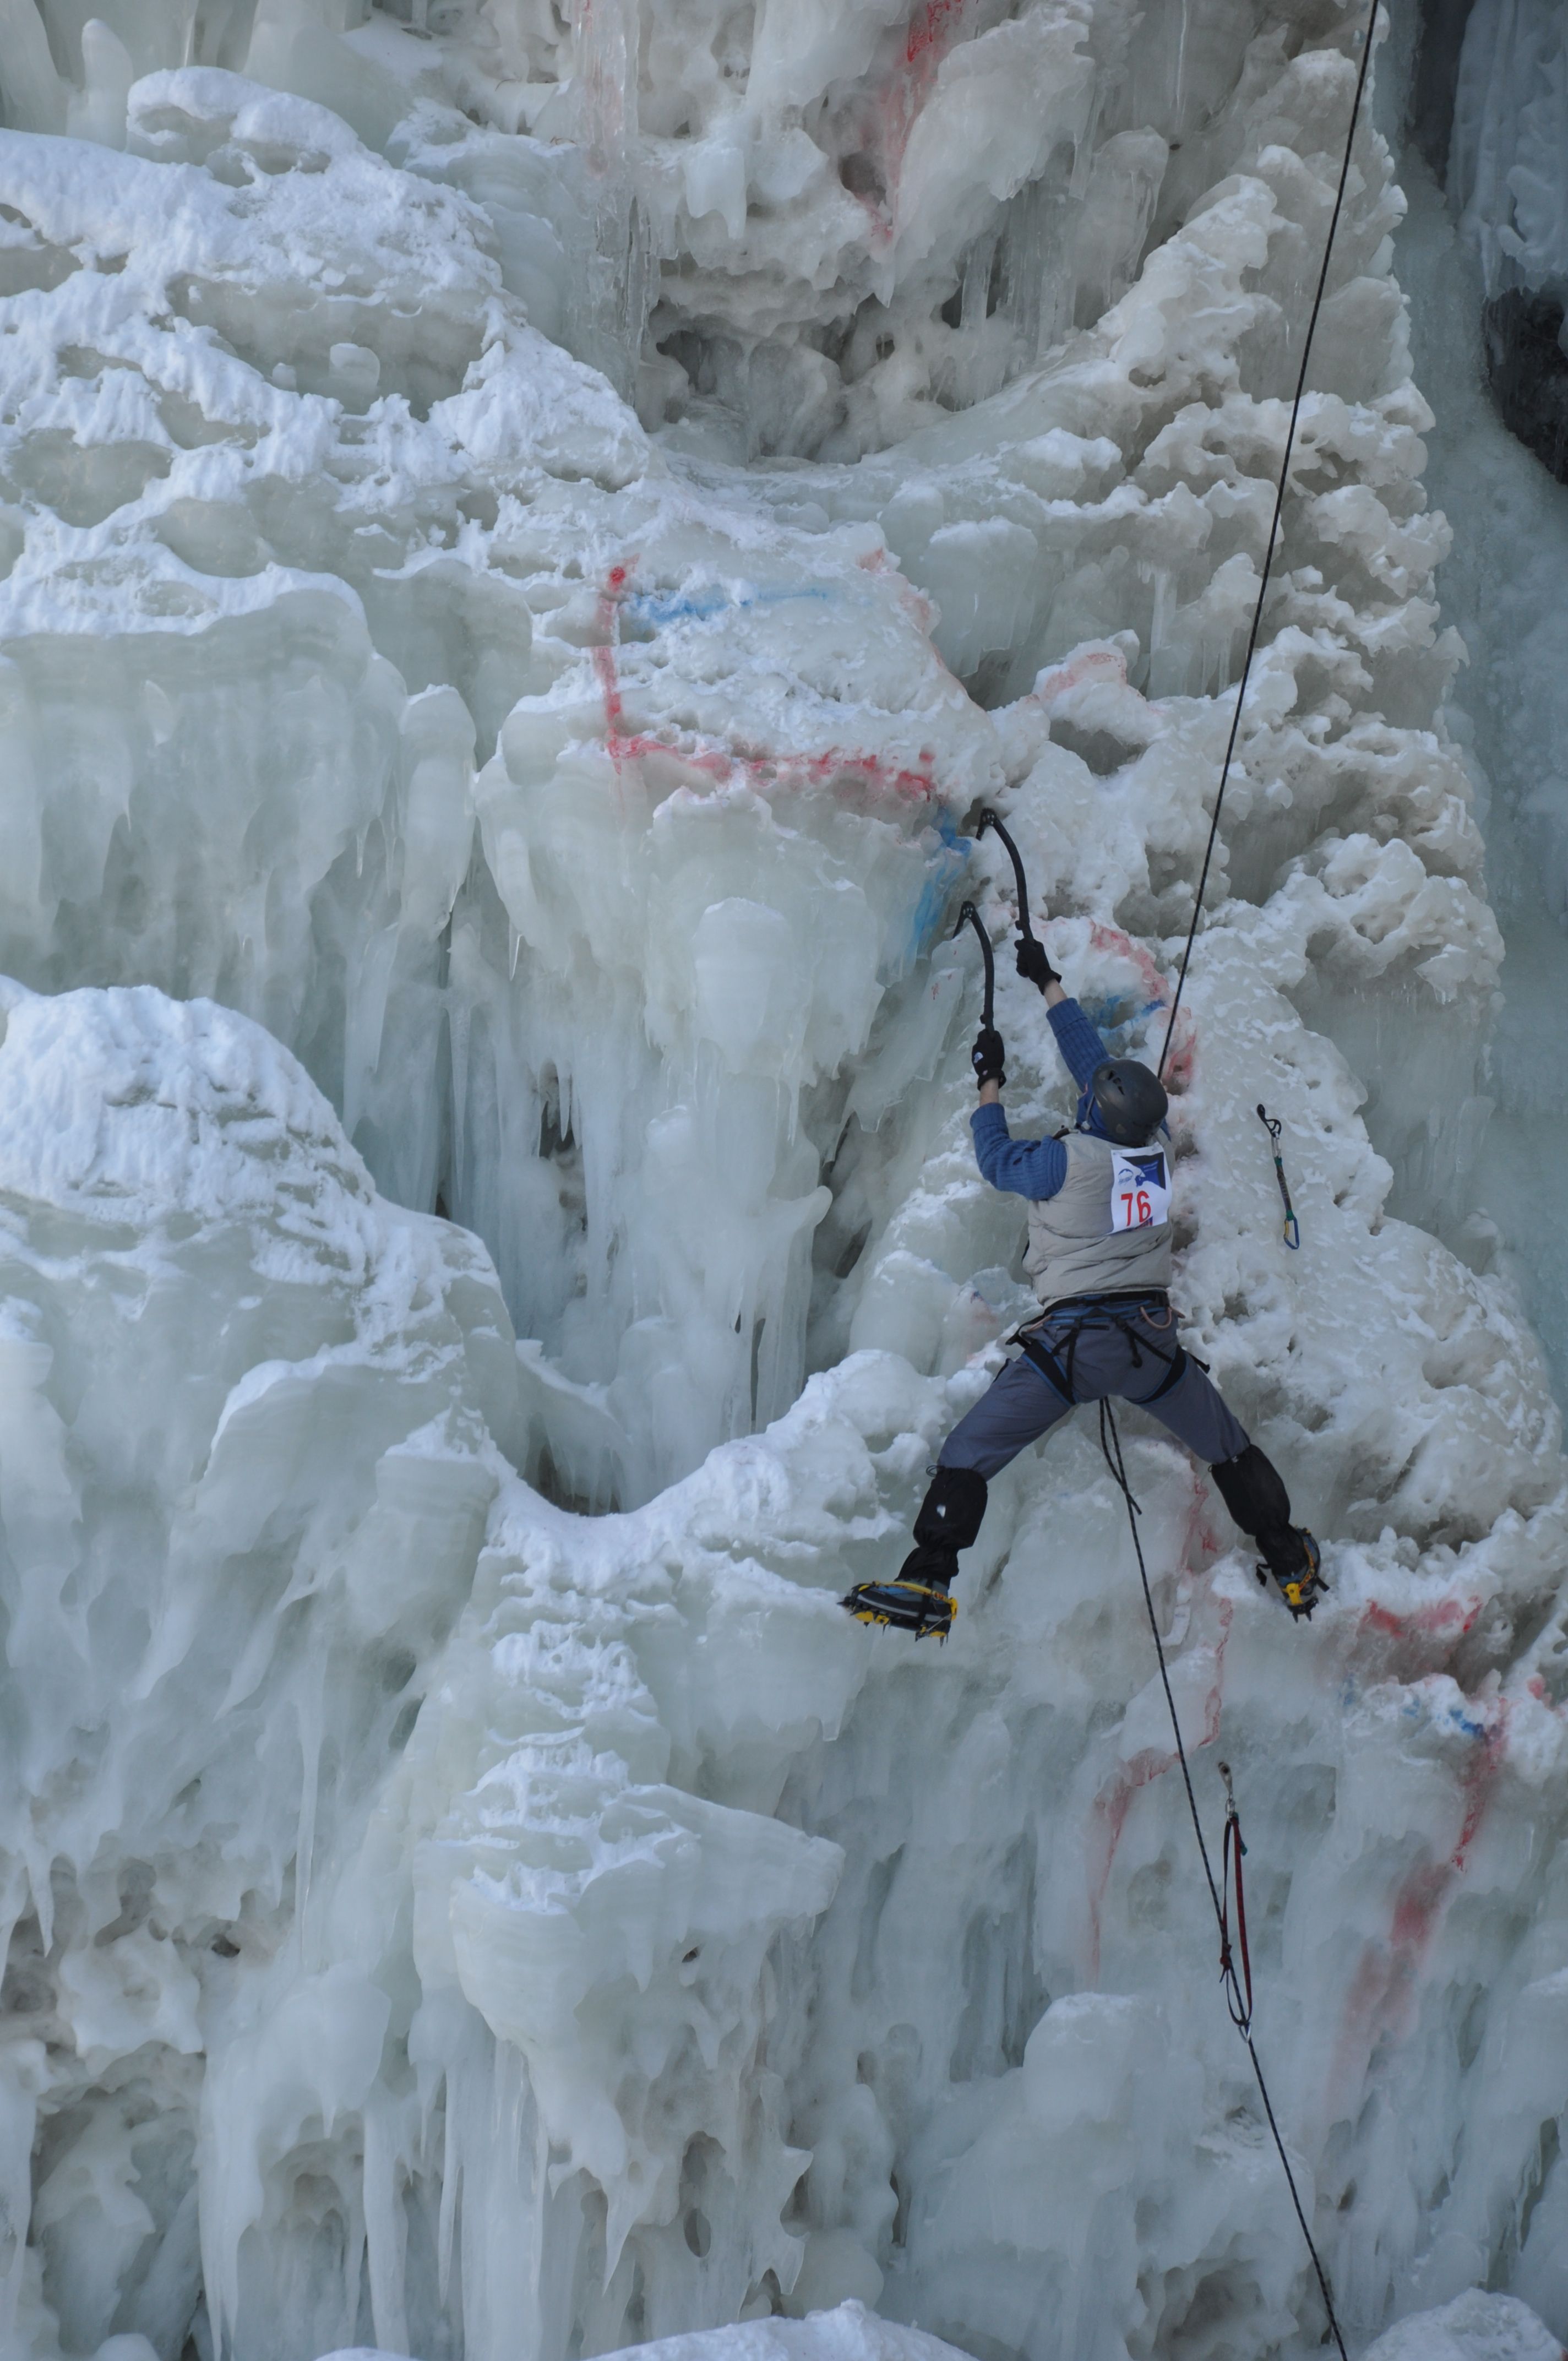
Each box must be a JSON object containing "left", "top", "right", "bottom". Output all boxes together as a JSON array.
[
  {"left": 1256, "top": 1103, "right": 1302, "bottom": 1250},
  {"left": 1017, "top": 1291, "right": 1189, "bottom": 1410},
  {"left": 1097, "top": 1397, "right": 1349, "bottom": 2361},
  {"left": 1156, "top": 4, "right": 1380, "bottom": 1087}
]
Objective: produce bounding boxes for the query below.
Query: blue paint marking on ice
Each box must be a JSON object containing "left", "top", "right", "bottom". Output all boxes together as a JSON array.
[
  {"left": 907, "top": 812, "right": 969, "bottom": 966},
  {"left": 627, "top": 584, "right": 834, "bottom": 627},
  {"left": 1079, "top": 993, "right": 1132, "bottom": 1041},
  {"left": 881, "top": 815, "right": 971, "bottom": 984},
  {"left": 1081, "top": 991, "right": 1168, "bottom": 1055}
]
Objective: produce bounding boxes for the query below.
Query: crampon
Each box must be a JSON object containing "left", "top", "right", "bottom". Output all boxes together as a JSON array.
[
  {"left": 1257, "top": 1530, "right": 1328, "bottom": 1621},
  {"left": 840, "top": 1575, "right": 955, "bottom": 1640}
]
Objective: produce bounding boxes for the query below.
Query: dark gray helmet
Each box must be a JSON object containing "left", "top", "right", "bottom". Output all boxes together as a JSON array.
[{"left": 1090, "top": 1058, "right": 1168, "bottom": 1145}]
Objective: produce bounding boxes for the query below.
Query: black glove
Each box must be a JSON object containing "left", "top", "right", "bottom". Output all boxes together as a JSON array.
[
  {"left": 972, "top": 1026, "right": 1006, "bottom": 1089},
  {"left": 1015, "top": 934, "right": 1060, "bottom": 992}
]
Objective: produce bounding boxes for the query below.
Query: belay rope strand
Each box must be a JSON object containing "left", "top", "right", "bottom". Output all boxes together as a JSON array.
[
  {"left": 1097, "top": 1402, "right": 1350, "bottom": 2361},
  {"left": 1256, "top": 1103, "right": 1302, "bottom": 1249},
  {"left": 1092, "top": 21, "right": 1381, "bottom": 2317},
  {"left": 954, "top": 12, "right": 1375, "bottom": 2323},
  {"left": 1156, "top": 0, "right": 1380, "bottom": 1087},
  {"left": 1110, "top": 17, "right": 1379, "bottom": 2293}
]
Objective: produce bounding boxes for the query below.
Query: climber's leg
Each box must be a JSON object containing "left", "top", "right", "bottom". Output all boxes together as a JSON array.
[
  {"left": 938, "top": 1352, "right": 1074, "bottom": 1478},
  {"left": 840, "top": 1356, "right": 1070, "bottom": 1637},
  {"left": 1116, "top": 1309, "right": 1327, "bottom": 1620}
]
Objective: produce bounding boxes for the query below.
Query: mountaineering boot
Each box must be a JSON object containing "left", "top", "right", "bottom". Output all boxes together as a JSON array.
[
  {"left": 1253, "top": 1523, "right": 1327, "bottom": 1620},
  {"left": 841, "top": 1543, "right": 959, "bottom": 1640},
  {"left": 1208, "top": 1444, "right": 1328, "bottom": 1621},
  {"left": 841, "top": 1467, "right": 988, "bottom": 1640}
]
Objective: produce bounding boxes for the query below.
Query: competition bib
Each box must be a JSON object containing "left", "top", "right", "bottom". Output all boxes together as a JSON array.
[{"left": 1109, "top": 1148, "right": 1170, "bottom": 1232}]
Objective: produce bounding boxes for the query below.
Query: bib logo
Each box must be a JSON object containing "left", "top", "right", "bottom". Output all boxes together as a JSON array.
[{"left": 1109, "top": 1148, "right": 1171, "bottom": 1232}]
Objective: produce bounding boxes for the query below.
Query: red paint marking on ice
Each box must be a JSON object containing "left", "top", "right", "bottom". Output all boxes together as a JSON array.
[
  {"left": 591, "top": 563, "right": 634, "bottom": 802},
  {"left": 1084, "top": 920, "right": 1193, "bottom": 1087},
  {"left": 1086, "top": 1745, "right": 1171, "bottom": 1984},
  {"left": 906, "top": 0, "right": 969, "bottom": 64},
  {"left": 1085, "top": 1590, "right": 1232, "bottom": 1982},
  {"left": 1326, "top": 1696, "right": 1508, "bottom": 2112},
  {"left": 1035, "top": 646, "right": 1130, "bottom": 705},
  {"left": 1087, "top": 921, "right": 1168, "bottom": 1008},
  {"left": 591, "top": 565, "right": 937, "bottom": 810},
  {"left": 847, "top": 0, "right": 977, "bottom": 240},
  {"left": 1359, "top": 1597, "right": 1479, "bottom": 1644}
]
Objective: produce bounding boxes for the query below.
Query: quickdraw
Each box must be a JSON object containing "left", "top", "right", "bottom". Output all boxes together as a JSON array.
[
  {"left": 1256, "top": 1103, "right": 1301, "bottom": 1250},
  {"left": 1218, "top": 1761, "right": 1254, "bottom": 2031}
]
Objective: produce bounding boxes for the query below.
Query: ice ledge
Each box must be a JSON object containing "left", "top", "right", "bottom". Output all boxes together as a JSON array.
[{"left": 311, "top": 2288, "right": 1568, "bottom": 2361}]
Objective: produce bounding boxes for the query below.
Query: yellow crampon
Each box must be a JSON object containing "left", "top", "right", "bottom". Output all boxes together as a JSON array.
[
  {"left": 840, "top": 1579, "right": 956, "bottom": 1640},
  {"left": 1261, "top": 1532, "right": 1328, "bottom": 1622}
]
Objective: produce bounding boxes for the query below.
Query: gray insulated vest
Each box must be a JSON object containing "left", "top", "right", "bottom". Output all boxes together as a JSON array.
[{"left": 1023, "top": 1132, "right": 1173, "bottom": 1307}]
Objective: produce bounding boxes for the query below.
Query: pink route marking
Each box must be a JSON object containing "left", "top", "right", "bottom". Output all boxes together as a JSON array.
[
  {"left": 1358, "top": 1596, "right": 1480, "bottom": 1646},
  {"left": 1084, "top": 919, "right": 1194, "bottom": 1089},
  {"left": 1085, "top": 1472, "right": 1230, "bottom": 1983},
  {"left": 591, "top": 563, "right": 939, "bottom": 809},
  {"left": 842, "top": 0, "right": 979, "bottom": 242},
  {"left": 1086, "top": 1742, "right": 1188, "bottom": 1984},
  {"left": 906, "top": 0, "right": 969, "bottom": 63},
  {"left": 1325, "top": 1692, "right": 1509, "bottom": 2118},
  {"left": 1033, "top": 646, "right": 1131, "bottom": 704}
]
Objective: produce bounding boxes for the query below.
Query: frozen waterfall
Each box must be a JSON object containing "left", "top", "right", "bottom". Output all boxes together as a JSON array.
[{"left": 0, "top": 1, "right": 1566, "bottom": 2358}]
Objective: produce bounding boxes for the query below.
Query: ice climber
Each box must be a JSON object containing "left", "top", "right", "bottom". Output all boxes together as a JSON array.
[{"left": 843, "top": 935, "right": 1326, "bottom": 1641}]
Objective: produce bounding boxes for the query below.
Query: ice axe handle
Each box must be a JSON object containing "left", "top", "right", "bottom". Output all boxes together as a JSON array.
[
  {"left": 978, "top": 809, "right": 1038, "bottom": 942},
  {"left": 954, "top": 901, "right": 995, "bottom": 1030}
]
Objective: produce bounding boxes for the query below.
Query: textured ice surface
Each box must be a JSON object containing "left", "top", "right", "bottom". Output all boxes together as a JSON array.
[
  {"left": 1384, "top": 23, "right": 1568, "bottom": 1414},
  {"left": 313, "top": 2303, "right": 974, "bottom": 2361},
  {"left": 312, "top": 2287, "right": 1568, "bottom": 2361},
  {"left": 1362, "top": 2288, "right": 1568, "bottom": 2361},
  {"left": 1449, "top": 0, "right": 1568, "bottom": 301},
  {"left": 0, "top": 2, "right": 1565, "bottom": 2360}
]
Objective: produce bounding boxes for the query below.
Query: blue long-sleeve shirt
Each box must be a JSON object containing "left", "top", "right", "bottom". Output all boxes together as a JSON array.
[{"left": 971, "top": 997, "right": 1107, "bottom": 1201}]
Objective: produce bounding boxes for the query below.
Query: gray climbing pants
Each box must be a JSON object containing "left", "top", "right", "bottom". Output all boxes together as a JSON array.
[{"left": 939, "top": 1296, "right": 1249, "bottom": 1481}]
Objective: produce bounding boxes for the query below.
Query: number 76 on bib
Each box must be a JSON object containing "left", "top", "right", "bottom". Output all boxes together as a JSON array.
[{"left": 1109, "top": 1149, "right": 1171, "bottom": 1232}]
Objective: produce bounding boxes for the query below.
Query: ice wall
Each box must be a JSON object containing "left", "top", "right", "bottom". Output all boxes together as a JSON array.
[
  {"left": 1375, "top": 0, "right": 1568, "bottom": 1417},
  {"left": 0, "top": 2, "right": 1565, "bottom": 2359}
]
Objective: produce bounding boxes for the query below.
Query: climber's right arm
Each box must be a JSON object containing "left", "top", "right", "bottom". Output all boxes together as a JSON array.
[
  {"left": 971, "top": 1102, "right": 1067, "bottom": 1199},
  {"left": 1044, "top": 994, "right": 1109, "bottom": 1089}
]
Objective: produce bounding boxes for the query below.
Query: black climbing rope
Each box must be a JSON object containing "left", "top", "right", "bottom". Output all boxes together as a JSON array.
[
  {"left": 1156, "top": 0, "right": 1380, "bottom": 1085},
  {"left": 1097, "top": 1400, "right": 1349, "bottom": 2361},
  {"left": 1256, "top": 1103, "right": 1302, "bottom": 1249},
  {"left": 950, "top": 29, "right": 1376, "bottom": 2325}
]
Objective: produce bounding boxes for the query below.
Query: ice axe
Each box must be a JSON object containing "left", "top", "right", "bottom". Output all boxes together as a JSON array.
[
  {"left": 953, "top": 900, "right": 995, "bottom": 1029},
  {"left": 977, "top": 808, "right": 1057, "bottom": 992},
  {"left": 953, "top": 901, "right": 1004, "bottom": 1089}
]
